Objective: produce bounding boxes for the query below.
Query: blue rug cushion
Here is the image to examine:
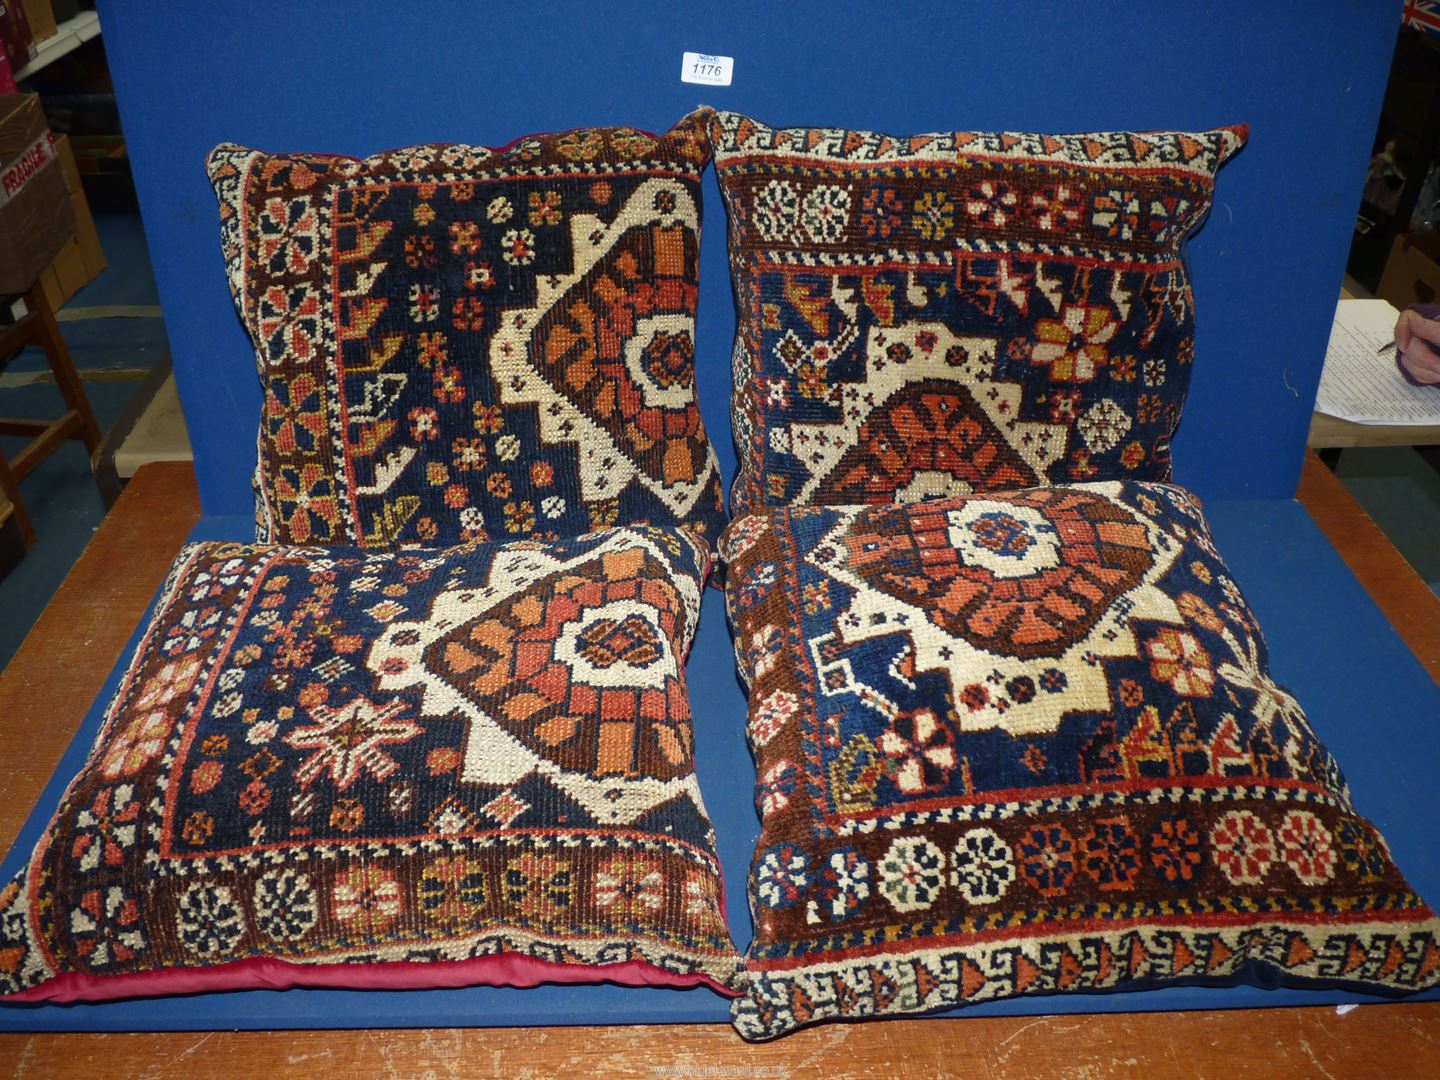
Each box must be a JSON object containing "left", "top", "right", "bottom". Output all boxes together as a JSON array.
[
  {"left": 204, "top": 110, "right": 726, "bottom": 550},
  {"left": 0, "top": 528, "right": 743, "bottom": 1001},
  {"left": 709, "top": 111, "right": 1247, "bottom": 514},
  {"left": 720, "top": 481, "right": 1440, "bottom": 1039}
]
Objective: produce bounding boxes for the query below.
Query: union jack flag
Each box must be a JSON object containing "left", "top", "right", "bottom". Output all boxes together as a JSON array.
[{"left": 1405, "top": 0, "right": 1440, "bottom": 36}]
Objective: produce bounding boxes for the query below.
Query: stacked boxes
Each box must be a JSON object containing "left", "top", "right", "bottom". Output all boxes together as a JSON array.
[
  {"left": 39, "top": 130, "right": 105, "bottom": 308},
  {"left": 0, "top": 91, "right": 70, "bottom": 295},
  {"left": 0, "top": 94, "right": 106, "bottom": 306}
]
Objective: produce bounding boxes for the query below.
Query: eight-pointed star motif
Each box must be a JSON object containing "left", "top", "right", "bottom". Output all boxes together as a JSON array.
[{"left": 285, "top": 695, "right": 421, "bottom": 790}]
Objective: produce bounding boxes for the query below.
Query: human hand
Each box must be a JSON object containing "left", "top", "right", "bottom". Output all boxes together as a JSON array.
[{"left": 1394, "top": 308, "right": 1440, "bottom": 384}]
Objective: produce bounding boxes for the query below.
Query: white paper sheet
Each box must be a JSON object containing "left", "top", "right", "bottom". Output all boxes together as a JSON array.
[{"left": 1315, "top": 298, "right": 1440, "bottom": 425}]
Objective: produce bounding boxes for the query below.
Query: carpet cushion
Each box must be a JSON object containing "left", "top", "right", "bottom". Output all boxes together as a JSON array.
[
  {"left": 710, "top": 111, "right": 1247, "bottom": 514},
  {"left": 720, "top": 481, "right": 1439, "bottom": 1039},
  {"left": 206, "top": 110, "right": 725, "bottom": 550},
  {"left": 0, "top": 529, "right": 742, "bottom": 1001}
]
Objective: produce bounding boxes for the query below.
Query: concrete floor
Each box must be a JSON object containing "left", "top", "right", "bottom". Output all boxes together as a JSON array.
[
  {"left": 1334, "top": 445, "right": 1440, "bottom": 595},
  {"left": 0, "top": 215, "right": 173, "bottom": 670}
]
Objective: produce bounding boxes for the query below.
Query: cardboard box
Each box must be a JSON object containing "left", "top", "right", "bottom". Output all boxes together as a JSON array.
[
  {"left": 0, "top": 0, "right": 35, "bottom": 77},
  {"left": 0, "top": 93, "right": 74, "bottom": 294},
  {"left": 1376, "top": 234, "right": 1440, "bottom": 312},
  {"left": 52, "top": 129, "right": 78, "bottom": 192},
  {"left": 68, "top": 184, "right": 103, "bottom": 278},
  {"left": 23, "top": 133, "right": 106, "bottom": 308},
  {"left": 47, "top": 132, "right": 104, "bottom": 292},
  {"left": 37, "top": 232, "right": 84, "bottom": 309},
  {"left": 18, "top": 0, "right": 53, "bottom": 43}
]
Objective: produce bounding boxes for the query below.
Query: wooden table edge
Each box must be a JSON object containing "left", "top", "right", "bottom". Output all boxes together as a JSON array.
[{"left": 1, "top": 456, "right": 1437, "bottom": 1078}]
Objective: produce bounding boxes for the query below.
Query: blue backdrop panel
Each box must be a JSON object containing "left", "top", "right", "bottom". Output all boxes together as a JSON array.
[
  {"left": 97, "top": 0, "right": 1394, "bottom": 512},
  {"left": 1, "top": 504, "right": 1438, "bottom": 1030}
]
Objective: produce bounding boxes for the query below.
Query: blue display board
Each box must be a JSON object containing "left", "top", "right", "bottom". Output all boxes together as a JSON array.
[{"left": 4, "top": 0, "right": 1435, "bottom": 1035}]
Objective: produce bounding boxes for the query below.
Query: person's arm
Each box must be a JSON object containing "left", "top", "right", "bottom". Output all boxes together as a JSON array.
[{"left": 1394, "top": 303, "right": 1440, "bottom": 385}]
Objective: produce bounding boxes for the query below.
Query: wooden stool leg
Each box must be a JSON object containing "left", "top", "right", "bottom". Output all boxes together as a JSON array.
[
  {"left": 22, "top": 283, "right": 103, "bottom": 459},
  {"left": 0, "top": 447, "right": 36, "bottom": 547}
]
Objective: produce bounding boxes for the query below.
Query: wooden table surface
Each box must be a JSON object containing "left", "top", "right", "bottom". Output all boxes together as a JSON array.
[{"left": 1, "top": 458, "right": 1438, "bottom": 1079}]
